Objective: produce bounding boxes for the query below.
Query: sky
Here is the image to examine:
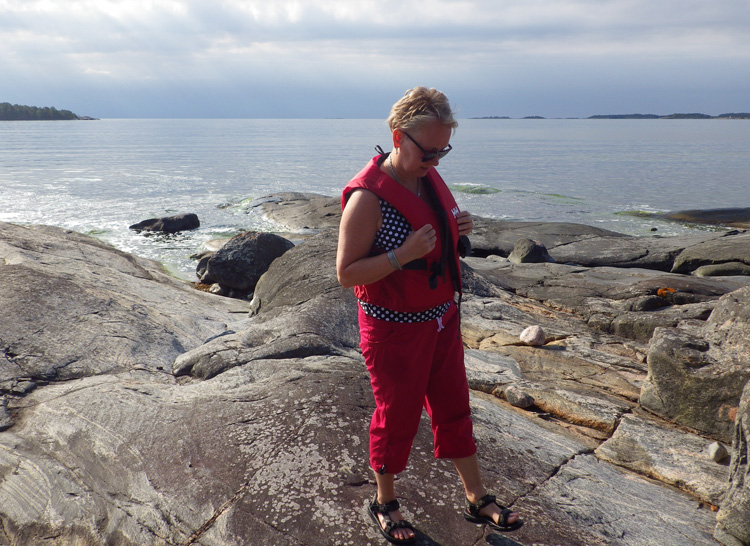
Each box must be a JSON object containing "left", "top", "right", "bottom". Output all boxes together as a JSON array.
[{"left": 1, "top": 0, "right": 749, "bottom": 119}]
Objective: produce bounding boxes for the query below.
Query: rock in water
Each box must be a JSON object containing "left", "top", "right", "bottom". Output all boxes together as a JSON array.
[{"left": 129, "top": 213, "right": 200, "bottom": 233}]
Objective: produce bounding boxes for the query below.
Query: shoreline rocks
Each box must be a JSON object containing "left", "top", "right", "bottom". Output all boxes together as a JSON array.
[
  {"left": 129, "top": 212, "right": 200, "bottom": 233},
  {"left": 199, "top": 231, "right": 295, "bottom": 297},
  {"left": 2, "top": 194, "right": 750, "bottom": 545},
  {"left": 659, "top": 207, "right": 750, "bottom": 229}
]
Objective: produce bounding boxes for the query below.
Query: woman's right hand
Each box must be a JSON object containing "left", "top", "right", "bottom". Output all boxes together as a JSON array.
[
  {"left": 401, "top": 224, "right": 437, "bottom": 262},
  {"left": 337, "top": 189, "right": 436, "bottom": 287}
]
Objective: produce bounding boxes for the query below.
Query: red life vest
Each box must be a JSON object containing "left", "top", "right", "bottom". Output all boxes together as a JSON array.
[{"left": 341, "top": 155, "right": 463, "bottom": 313}]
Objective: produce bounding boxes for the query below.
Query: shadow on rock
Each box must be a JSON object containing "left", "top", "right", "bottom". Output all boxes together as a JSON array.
[{"left": 486, "top": 533, "right": 525, "bottom": 546}]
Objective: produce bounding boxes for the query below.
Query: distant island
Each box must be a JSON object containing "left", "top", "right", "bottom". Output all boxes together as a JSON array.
[
  {"left": 0, "top": 102, "right": 97, "bottom": 121},
  {"left": 589, "top": 113, "right": 750, "bottom": 119},
  {"left": 472, "top": 113, "right": 750, "bottom": 120}
]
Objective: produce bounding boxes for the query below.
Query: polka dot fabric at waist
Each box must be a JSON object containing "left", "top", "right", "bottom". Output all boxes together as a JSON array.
[{"left": 358, "top": 300, "right": 451, "bottom": 323}]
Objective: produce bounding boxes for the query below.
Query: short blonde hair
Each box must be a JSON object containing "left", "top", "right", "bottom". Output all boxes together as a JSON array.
[{"left": 387, "top": 87, "right": 458, "bottom": 133}]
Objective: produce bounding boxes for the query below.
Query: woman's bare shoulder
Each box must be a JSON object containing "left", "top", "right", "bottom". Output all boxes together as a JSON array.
[{"left": 344, "top": 187, "right": 381, "bottom": 210}]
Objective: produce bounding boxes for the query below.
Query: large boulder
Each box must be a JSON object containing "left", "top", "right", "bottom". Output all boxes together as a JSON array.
[
  {"left": 204, "top": 231, "right": 294, "bottom": 291},
  {"left": 715, "top": 379, "right": 750, "bottom": 546},
  {"left": 641, "top": 286, "right": 750, "bottom": 442}
]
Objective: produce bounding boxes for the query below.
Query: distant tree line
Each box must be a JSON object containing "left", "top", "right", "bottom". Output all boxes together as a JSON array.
[
  {"left": 589, "top": 113, "right": 750, "bottom": 120},
  {"left": 0, "top": 102, "right": 82, "bottom": 121},
  {"left": 473, "top": 112, "right": 750, "bottom": 120}
]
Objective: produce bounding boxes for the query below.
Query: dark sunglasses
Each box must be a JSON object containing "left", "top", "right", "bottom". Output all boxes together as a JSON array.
[{"left": 401, "top": 131, "right": 452, "bottom": 162}]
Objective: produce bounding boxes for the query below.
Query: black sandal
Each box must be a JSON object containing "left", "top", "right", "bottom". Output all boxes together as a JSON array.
[
  {"left": 368, "top": 495, "right": 416, "bottom": 545},
  {"left": 464, "top": 493, "right": 523, "bottom": 531}
]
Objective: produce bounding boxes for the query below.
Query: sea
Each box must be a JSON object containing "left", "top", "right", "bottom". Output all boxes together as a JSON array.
[{"left": 1, "top": 118, "right": 748, "bottom": 281}]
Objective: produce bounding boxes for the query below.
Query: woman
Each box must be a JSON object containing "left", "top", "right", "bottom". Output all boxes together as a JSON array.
[{"left": 336, "top": 87, "right": 522, "bottom": 544}]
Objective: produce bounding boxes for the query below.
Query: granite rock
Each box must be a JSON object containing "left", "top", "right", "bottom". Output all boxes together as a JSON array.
[
  {"left": 129, "top": 212, "right": 200, "bottom": 233},
  {"left": 509, "top": 238, "right": 555, "bottom": 264},
  {"left": 641, "top": 286, "right": 750, "bottom": 442},
  {"left": 715, "top": 379, "right": 750, "bottom": 546},
  {"left": 672, "top": 231, "right": 750, "bottom": 274},
  {"left": 204, "top": 231, "right": 295, "bottom": 291},
  {"left": 2, "top": 200, "right": 747, "bottom": 545}
]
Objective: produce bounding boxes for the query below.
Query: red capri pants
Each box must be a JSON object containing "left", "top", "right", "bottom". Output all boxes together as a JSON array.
[{"left": 359, "top": 301, "right": 476, "bottom": 475}]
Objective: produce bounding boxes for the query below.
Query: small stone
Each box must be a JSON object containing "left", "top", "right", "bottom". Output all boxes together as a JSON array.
[
  {"left": 708, "top": 442, "right": 729, "bottom": 463},
  {"left": 509, "top": 238, "right": 555, "bottom": 264},
  {"left": 11, "top": 380, "right": 36, "bottom": 395},
  {"left": 504, "top": 385, "right": 535, "bottom": 409},
  {"left": 520, "top": 325, "right": 546, "bottom": 346},
  {"left": 208, "top": 283, "right": 229, "bottom": 296}
]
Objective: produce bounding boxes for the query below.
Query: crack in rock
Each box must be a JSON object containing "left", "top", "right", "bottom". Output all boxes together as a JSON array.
[{"left": 179, "top": 478, "right": 254, "bottom": 546}]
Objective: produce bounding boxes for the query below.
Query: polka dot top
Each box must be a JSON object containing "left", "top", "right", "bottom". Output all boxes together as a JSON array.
[
  {"left": 373, "top": 199, "right": 411, "bottom": 251},
  {"left": 358, "top": 198, "right": 451, "bottom": 323}
]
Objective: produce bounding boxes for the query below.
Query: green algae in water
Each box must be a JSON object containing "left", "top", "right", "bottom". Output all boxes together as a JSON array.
[
  {"left": 545, "top": 193, "right": 583, "bottom": 201},
  {"left": 616, "top": 210, "right": 658, "bottom": 219},
  {"left": 85, "top": 228, "right": 109, "bottom": 236},
  {"left": 450, "top": 184, "right": 501, "bottom": 195}
]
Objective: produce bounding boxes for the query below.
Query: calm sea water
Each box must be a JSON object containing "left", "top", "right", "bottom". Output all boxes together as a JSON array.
[{"left": 1, "top": 118, "right": 748, "bottom": 280}]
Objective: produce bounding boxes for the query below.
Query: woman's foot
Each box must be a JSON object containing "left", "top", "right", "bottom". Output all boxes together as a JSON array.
[
  {"left": 477, "top": 498, "right": 521, "bottom": 527},
  {"left": 368, "top": 495, "right": 416, "bottom": 544},
  {"left": 465, "top": 492, "right": 522, "bottom": 531}
]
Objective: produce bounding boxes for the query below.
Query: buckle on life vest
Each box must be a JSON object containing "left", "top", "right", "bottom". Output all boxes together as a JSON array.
[
  {"left": 429, "top": 261, "right": 445, "bottom": 290},
  {"left": 402, "top": 258, "right": 445, "bottom": 290},
  {"left": 403, "top": 259, "right": 427, "bottom": 271}
]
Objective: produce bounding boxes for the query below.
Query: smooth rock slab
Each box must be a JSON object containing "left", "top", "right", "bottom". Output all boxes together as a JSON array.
[
  {"left": 513, "top": 453, "right": 719, "bottom": 546},
  {"left": 672, "top": 231, "right": 750, "bottom": 274},
  {"left": 0, "top": 222, "right": 242, "bottom": 391},
  {"left": 256, "top": 192, "right": 342, "bottom": 231},
  {"left": 596, "top": 412, "right": 730, "bottom": 506},
  {"left": 695, "top": 262, "right": 750, "bottom": 278},
  {"left": 464, "top": 348, "right": 523, "bottom": 393}
]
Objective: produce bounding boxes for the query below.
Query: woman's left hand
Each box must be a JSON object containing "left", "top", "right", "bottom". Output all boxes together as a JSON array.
[{"left": 456, "top": 210, "right": 474, "bottom": 236}]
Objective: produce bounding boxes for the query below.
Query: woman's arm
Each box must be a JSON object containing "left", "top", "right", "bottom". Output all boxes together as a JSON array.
[{"left": 336, "top": 189, "right": 437, "bottom": 289}]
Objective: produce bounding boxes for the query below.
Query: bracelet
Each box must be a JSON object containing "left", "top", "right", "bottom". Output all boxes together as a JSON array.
[{"left": 387, "top": 250, "right": 403, "bottom": 270}]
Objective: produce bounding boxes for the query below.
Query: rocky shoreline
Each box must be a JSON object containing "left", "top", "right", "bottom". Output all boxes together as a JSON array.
[{"left": 1, "top": 194, "right": 749, "bottom": 546}]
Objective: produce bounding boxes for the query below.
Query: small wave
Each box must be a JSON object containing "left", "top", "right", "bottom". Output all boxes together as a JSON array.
[{"left": 449, "top": 184, "right": 501, "bottom": 195}]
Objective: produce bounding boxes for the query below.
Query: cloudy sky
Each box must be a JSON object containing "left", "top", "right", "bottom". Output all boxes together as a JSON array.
[{"left": 2, "top": 0, "right": 749, "bottom": 118}]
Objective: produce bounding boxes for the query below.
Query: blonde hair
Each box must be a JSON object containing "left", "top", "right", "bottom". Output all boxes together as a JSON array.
[{"left": 387, "top": 87, "right": 458, "bottom": 133}]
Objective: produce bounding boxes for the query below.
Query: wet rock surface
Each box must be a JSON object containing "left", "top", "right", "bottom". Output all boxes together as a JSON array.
[
  {"left": 129, "top": 212, "right": 200, "bottom": 233},
  {"left": 2, "top": 195, "right": 750, "bottom": 546}
]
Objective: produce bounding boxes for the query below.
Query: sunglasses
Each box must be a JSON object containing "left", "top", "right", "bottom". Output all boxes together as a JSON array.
[{"left": 401, "top": 131, "right": 452, "bottom": 162}]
